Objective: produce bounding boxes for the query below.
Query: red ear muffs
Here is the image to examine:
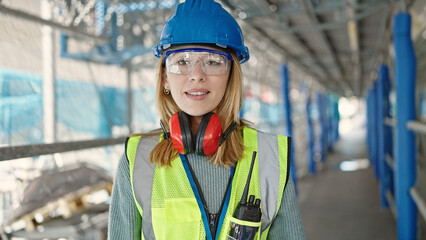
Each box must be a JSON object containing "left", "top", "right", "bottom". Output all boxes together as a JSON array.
[
  {"left": 169, "top": 112, "right": 194, "bottom": 154},
  {"left": 195, "top": 112, "right": 222, "bottom": 156},
  {"left": 169, "top": 111, "right": 222, "bottom": 156}
]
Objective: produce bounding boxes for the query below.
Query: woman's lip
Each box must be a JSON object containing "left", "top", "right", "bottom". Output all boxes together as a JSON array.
[
  {"left": 185, "top": 88, "right": 209, "bottom": 94},
  {"left": 185, "top": 90, "right": 210, "bottom": 100}
]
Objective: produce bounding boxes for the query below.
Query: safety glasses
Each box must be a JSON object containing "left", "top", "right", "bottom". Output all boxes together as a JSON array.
[{"left": 164, "top": 48, "right": 233, "bottom": 76}]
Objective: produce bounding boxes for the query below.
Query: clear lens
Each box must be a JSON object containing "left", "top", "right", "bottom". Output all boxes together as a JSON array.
[{"left": 164, "top": 49, "right": 232, "bottom": 76}]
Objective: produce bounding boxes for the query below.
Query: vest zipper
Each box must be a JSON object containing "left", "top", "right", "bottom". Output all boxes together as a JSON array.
[
  {"left": 185, "top": 156, "right": 214, "bottom": 238},
  {"left": 209, "top": 213, "right": 218, "bottom": 238},
  {"left": 184, "top": 155, "right": 234, "bottom": 240}
]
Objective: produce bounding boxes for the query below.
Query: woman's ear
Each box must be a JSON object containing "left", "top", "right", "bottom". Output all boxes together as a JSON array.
[{"left": 162, "top": 68, "right": 170, "bottom": 90}]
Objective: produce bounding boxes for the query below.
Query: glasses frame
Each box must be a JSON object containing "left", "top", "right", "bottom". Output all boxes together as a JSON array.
[{"left": 163, "top": 48, "right": 233, "bottom": 73}]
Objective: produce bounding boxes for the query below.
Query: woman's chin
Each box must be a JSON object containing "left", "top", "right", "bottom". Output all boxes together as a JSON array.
[{"left": 180, "top": 109, "right": 213, "bottom": 117}]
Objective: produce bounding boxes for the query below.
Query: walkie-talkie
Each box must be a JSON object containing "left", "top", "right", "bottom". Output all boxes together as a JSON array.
[{"left": 228, "top": 151, "right": 261, "bottom": 240}]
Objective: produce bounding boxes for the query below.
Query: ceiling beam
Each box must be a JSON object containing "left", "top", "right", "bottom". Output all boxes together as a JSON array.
[
  {"left": 243, "top": 0, "right": 392, "bottom": 19},
  {"left": 247, "top": 1, "right": 346, "bottom": 93},
  {"left": 249, "top": 27, "right": 333, "bottom": 90},
  {"left": 245, "top": 19, "right": 329, "bottom": 79},
  {"left": 346, "top": 0, "right": 361, "bottom": 96},
  {"left": 247, "top": 3, "right": 387, "bottom": 33},
  {"left": 361, "top": 5, "right": 391, "bottom": 97},
  {"left": 296, "top": 0, "right": 349, "bottom": 93},
  {"left": 219, "top": 0, "right": 342, "bottom": 93},
  {"left": 0, "top": 3, "right": 108, "bottom": 43}
]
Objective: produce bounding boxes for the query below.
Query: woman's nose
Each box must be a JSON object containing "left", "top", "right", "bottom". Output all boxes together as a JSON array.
[{"left": 189, "top": 60, "right": 206, "bottom": 81}]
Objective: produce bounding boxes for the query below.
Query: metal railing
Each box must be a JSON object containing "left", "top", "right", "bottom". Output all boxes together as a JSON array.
[
  {"left": 407, "top": 120, "right": 426, "bottom": 223},
  {"left": 375, "top": 119, "right": 426, "bottom": 224},
  {"left": 386, "top": 189, "right": 397, "bottom": 218},
  {"left": 407, "top": 120, "right": 426, "bottom": 135},
  {"left": 411, "top": 187, "right": 426, "bottom": 224},
  {"left": 384, "top": 117, "right": 396, "bottom": 127},
  {"left": 0, "top": 137, "right": 127, "bottom": 162},
  {"left": 0, "top": 136, "right": 127, "bottom": 235},
  {"left": 384, "top": 153, "right": 395, "bottom": 171}
]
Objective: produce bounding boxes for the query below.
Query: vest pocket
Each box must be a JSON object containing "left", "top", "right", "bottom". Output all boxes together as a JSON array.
[
  {"left": 227, "top": 216, "right": 261, "bottom": 240},
  {"left": 165, "top": 198, "right": 201, "bottom": 223},
  {"left": 152, "top": 198, "right": 202, "bottom": 240}
]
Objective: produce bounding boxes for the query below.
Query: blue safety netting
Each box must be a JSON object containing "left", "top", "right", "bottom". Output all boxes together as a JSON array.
[
  {"left": 0, "top": 68, "right": 156, "bottom": 146},
  {"left": 0, "top": 70, "right": 43, "bottom": 145},
  {"left": 241, "top": 99, "right": 283, "bottom": 127},
  {"left": 55, "top": 79, "right": 129, "bottom": 136}
]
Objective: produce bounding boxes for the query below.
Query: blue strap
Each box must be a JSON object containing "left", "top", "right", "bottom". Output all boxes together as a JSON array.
[
  {"left": 180, "top": 154, "right": 213, "bottom": 240},
  {"left": 215, "top": 166, "right": 235, "bottom": 240},
  {"left": 180, "top": 154, "right": 234, "bottom": 240}
]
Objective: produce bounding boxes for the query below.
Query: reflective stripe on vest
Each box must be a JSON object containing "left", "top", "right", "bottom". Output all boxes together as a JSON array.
[{"left": 126, "top": 127, "right": 290, "bottom": 240}]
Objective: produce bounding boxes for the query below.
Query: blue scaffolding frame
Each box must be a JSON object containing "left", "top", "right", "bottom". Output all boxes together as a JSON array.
[{"left": 366, "top": 12, "right": 418, "bottom": 240}]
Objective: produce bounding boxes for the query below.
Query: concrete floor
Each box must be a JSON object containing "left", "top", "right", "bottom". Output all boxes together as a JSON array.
[{"left": 298, "top": 124, "right": 397, "bottom": 240}]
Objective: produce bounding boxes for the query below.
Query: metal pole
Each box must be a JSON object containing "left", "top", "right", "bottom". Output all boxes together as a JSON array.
[
  {"left": 319, "top": 94, "right": 325, "bottom": 161},
  {"left": 410, "top": 187, "right": 426, "bottom": 223},
  {"left": 394, "top": 13, "right": 417, "bottom": 239},
  {"left": 316, "top": 93, "right": 326, "bottom": 162},
  {"left": 111, "top": 12, "right": 118, "bottom": 52},
  {"left": 0, "top": 192, "right": 3, "bottom": 225},
  {"left": 127, "top": 63, "right": 133, "bottom": 134},
  {"left": 383, "top": 64, "right": 395, "bottom": 204},
  {"left": 377, "top": 65, "right": 389, "bottom": 208},
  {"left": 332, "top": 97, "right": 338, "bottom": 143},
  {"left": 326, "top": 95, "right": 333, "bottom": 151},
  {"left": 95, "top": 0, "right": 105, "bottom": 36},
  {"left": 399, "top": 0, "right": 407, "bottom": 12},
  {"left": 0, "top": 3, "right": 107, "bottom": 43},
  {"left": 315, "top": 92, "right": 322, "bottom": 162},
  {"left": 41, "top": 0, "right": 56, "bottom": 145},
  {"left": 384, "top": 117, "right": 396, "bottom": 127},
  {"left": 372, "top": 82, "right": 379, "bottom": 179},
  {"left": 306, "top": 95, "right": 316, "bottom": 175},
  {"left": 334, "top": 98, "right": 340, "bottom": 142},
  {"left": 370, "top": 85, "right": 374, "bottom": 173},
  {"left": 322, "top": 94, "right": 328, "bottom": 161},
  {"left": 0, "top": 137, "right": 127, "bottom": 161},
  {"left": 366, "top": 90, "right": 371, "bottom": 162},
  {"left": 407, "top": 121, "right": 426, "bottom": 135},
  {"left": 281, "top": 64, "right": 297, "bottom": 190}
]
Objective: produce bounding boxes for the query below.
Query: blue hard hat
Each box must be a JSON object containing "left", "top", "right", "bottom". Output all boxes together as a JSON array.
[{"left": 152, "top": 0, "right": 250, "bottom": 63}]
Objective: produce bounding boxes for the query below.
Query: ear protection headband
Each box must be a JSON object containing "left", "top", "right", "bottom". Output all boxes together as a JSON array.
[{"left": 161, "top": 111, "right": 236, "bottom": 156}]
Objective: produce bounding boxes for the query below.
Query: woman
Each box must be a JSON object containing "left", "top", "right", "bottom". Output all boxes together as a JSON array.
[{"left": 108, "top": 0, "right": 305, "bottom": 239}]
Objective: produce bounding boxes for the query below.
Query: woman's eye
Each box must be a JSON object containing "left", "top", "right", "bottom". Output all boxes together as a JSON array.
[
  {"left": 177, "top": 59, "right": 190, "bottom": 65},
  {"left": 206, "top": 60, "right": 222, "bottom": 66}
]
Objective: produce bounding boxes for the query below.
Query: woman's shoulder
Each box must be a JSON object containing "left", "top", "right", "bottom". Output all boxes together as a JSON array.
[
  {"left": 125, "top": 131, "right": 162, "bottom": 159},
  {"left": 242, "top": 126, "right": 288, "bottom": 138},
  {"left": 129, "top": 128, "right": 162, "bottom": 138},
  {"left": 127, "top": 129, "right": 162, "bottom": 143}
]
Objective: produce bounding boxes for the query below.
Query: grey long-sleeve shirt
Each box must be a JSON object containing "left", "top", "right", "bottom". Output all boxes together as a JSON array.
[{"left": 108, "top": 153, "right": 305, "bottom": 239}]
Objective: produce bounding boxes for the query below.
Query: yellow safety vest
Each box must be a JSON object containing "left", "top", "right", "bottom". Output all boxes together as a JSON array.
[{"left": 126, "top": 127, "right": 290, "bottom": 240}]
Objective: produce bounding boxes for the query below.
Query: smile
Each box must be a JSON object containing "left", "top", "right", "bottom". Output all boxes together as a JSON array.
[{"left": 186, "top": 91, "right": 209, "bottom": 96}]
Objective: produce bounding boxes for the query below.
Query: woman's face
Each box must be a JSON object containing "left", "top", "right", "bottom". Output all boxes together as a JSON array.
[{"left": 163, "top": 45, "right": 231, "bottom": 117}]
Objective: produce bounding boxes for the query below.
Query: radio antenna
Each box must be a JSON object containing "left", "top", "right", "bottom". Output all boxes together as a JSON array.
[{"left": 240, "top": 151, "right": 257, "bottom": 204}]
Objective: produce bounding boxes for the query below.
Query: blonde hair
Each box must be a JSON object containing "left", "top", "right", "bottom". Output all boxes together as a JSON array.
[{"left": 136, "top": 50, "right": 248, "bottom": 168}]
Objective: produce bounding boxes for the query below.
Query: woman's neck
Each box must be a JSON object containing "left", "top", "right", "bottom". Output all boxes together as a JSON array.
[{"left": 190, "top": 115, "right": 203, "bottom": 134}]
